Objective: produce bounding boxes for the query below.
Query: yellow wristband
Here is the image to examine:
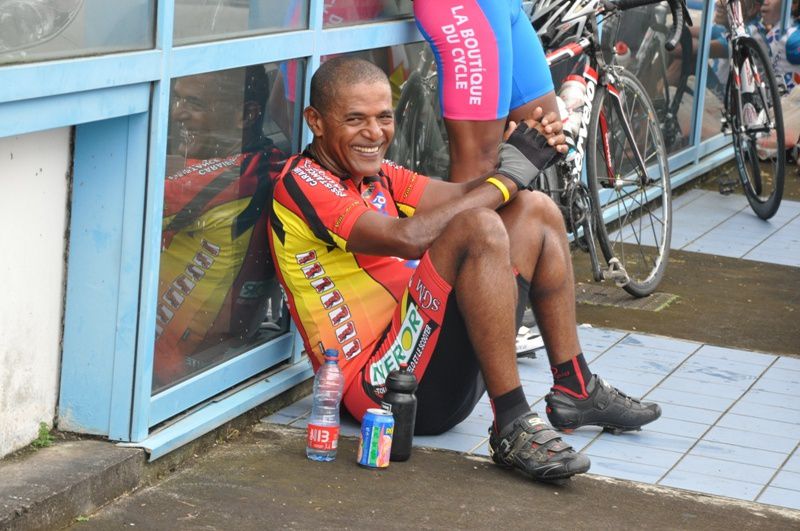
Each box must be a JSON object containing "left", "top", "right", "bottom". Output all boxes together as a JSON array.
[{"left": 486, "top": 177, "right": 510, "bottom": 204}]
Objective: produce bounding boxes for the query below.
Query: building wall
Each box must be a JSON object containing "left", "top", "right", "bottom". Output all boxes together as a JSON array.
[{"left": 0, "top": 128, "right": 71, "bottom": 457}]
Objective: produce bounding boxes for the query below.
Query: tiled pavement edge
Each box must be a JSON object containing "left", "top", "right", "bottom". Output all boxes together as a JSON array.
[{"left": 264, "top": 326, "right": 800, "bottom": 511}]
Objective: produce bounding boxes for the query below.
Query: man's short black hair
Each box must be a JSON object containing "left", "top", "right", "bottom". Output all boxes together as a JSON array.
[{"left": 310, "top": 56, "right": 389, "bottom": 113}]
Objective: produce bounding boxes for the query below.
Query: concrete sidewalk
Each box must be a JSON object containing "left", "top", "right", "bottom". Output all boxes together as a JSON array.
[{"left": 63, "top": 423, "right": 800, "bottom": 531}]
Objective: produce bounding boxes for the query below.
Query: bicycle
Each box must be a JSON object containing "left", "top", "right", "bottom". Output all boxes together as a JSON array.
[
  {"left": 718, "top": 0, "right": 785, "bottom": 220},
  {"left": 391, "top": 0, "right": 686, "bottom": 297}
]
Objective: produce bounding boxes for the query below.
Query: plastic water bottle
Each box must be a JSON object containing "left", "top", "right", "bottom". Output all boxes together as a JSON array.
[
  {"left": 306, "top": 349, "right": 344, "bottom": 461},
  {"left": 381, "top": 363, "right": 418, "bottom": 462},
  {"left": 557, "top": 74, "right": 587, "bottom": 159},
  {"left": 614, "top": 41, "right": 632, "bottom": 69}
]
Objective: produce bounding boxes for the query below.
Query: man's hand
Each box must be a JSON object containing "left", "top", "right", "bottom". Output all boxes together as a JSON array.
[
  {"left": 505, "top": 107, "right": 569, "bottom": 155},
  {"left": 497, "top": 107, "right": 563, "bottom": 191}
]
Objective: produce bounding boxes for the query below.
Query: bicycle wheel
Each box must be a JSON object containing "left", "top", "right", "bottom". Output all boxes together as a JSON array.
[
  {"left": 586, "top": 67, "right": 671, "bottom": 298},
  {"left": 727, "top": 36, "right": 785, "bottom": 220},
  {"left": 388, "top": 72, "right": 450, "bottom": 179}
]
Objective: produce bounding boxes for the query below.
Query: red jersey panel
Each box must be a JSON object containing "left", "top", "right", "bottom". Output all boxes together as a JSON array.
[{"left": 269, "top": 153, "right": 428, "bottom": 390}]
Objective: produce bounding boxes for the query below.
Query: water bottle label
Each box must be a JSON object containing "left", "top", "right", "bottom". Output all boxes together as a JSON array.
[{"left": 307, "top": 424, "right": 339, "bottom": 451}]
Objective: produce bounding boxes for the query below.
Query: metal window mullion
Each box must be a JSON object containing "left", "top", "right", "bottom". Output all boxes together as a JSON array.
[
  {"left": 691, "top": 2, "right": 718, "bottom": 162},
  {"left": 129, "top": 0, "right": 175, "bottom": 443}
]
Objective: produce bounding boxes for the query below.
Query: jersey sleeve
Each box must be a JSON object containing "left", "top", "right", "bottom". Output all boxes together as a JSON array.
[
  {"left": 786, "top": 26, "right": 800, "bottom": 65},
  {"left": 380, "top": 160, "right": 429, "bottom": 217},
  {"left": 272, "top": 157, "right": 371, "bottom": 249}
]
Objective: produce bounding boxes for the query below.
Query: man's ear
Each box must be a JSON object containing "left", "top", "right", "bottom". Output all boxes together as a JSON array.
[{"left": 304, "top": 106, "right": 324, "bottom": 137}]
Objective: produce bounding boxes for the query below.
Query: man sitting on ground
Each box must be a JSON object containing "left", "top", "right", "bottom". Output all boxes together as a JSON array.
[{"left": 268, "top": 57, "right": 661, "bottom": 482}]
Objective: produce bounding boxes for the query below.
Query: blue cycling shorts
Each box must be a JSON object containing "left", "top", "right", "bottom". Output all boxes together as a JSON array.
[{"left": 414, "top": 0, "right": 554, "bottom": 120}]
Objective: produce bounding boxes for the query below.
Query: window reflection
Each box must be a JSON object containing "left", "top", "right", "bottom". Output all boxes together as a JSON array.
[
  {"left": 174, "top": 0, "right": 307, "bottom": 45},
  {"left": 0, "top": 0, "right": 154, "bottom": 65},
  {"left": 606, "top": 3, "right": 703, "bottom": 154},
  {"left": 154, "top": 64, "right": 299, "bottom": 392},
  {"left": 321, "top": 0, "right": 413, "bottom": 28}
]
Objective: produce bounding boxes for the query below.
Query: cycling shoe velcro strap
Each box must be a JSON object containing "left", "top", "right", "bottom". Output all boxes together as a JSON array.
[{"left": 496, "top": 415, "right": 573, "bottom": 462}]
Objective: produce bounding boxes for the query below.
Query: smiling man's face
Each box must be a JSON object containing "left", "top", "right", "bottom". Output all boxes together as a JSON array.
[{"left": 305, "top": 80, "right": 394, "bottom": 179}]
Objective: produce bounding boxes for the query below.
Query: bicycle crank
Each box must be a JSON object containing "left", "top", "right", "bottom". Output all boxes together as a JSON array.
[{"left": 601, "top": 258, "right": 630, "bottom": 287}]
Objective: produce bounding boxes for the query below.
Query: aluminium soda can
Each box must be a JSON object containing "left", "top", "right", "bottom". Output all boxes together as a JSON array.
[{"left": 357, "top": 408, "right": 394, "bottom": 468}]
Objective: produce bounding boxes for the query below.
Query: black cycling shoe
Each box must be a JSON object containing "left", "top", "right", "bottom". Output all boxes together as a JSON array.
[
  {"left": 488, "top": 412, "right": 591, "bottom": 482},
  {"left": 545, "top": 375, "right": 661, "bottom": 434}
]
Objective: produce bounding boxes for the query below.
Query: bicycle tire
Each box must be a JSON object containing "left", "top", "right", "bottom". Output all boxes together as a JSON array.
[
  {"left": 388, "top": 70, "right": 450, "bottom": 179},
  {"left": 727, "top": 36, "right": 785, "bottom": 220},
  {"left": 586, "top": 67, "right": 672, "bottom": 298}
]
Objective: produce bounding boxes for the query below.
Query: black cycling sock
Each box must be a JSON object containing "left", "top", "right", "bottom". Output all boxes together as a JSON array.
[
  {"left": 550, "top": 353, "right": 592, "bottom": 399},
  {"left": 491, "top": 386, "right": 530, "bottom": 434}
]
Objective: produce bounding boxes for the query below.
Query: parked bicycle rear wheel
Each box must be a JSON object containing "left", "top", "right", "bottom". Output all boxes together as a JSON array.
[
  {"left": 587, "top": 67, "right": 672, "bottom": 298},
  {"left": 726, "top": 36, "right": 785, "bottom": 220}
]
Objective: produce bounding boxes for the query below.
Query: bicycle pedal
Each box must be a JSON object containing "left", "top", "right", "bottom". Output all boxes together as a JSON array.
[{"left": 602, "top": 258, "right": 630, "bottom": 287}]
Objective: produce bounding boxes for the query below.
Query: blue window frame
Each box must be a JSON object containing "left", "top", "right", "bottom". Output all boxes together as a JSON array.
[{"left": 5, "top": 0, "right": 788, "bottom": 459}]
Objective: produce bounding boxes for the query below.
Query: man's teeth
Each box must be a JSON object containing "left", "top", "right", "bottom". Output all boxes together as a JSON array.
[{"left": 353, "top": 145, "right": 380, "bottom": 153}]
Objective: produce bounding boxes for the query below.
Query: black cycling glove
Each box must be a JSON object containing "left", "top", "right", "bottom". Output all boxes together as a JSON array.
[{"left": 496, "top": 122, "right": 560, "bottom": 191}]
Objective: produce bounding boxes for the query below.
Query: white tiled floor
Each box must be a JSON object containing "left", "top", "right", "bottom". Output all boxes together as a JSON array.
[
  {"left": 616, "top": 189, "right": 800, "bottom": 266},
  {"left": 264, "top": 190, "right": 800, "bottom": 511},
  {"left": 265, "top": 327, "right": 800, "bottom": 511}
]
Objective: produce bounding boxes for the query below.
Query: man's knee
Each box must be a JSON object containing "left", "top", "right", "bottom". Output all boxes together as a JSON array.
[
  {"left": 517, "top": 190, "right": 565, "bottom": 228},
  {"left": 447, "top": 208, "right": 510, "bottom": 253}
]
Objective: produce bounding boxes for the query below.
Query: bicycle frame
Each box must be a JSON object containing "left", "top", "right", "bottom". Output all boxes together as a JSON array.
[
  {"left": 724, "top": 0, "right": 775, "bottom": 136},
  {"left": 543, "top": 11, "right": 654, "bottom": 284}
]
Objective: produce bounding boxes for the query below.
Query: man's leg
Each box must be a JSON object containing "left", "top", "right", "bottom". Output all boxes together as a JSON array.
[
  {"left": 498, "top": 191, "right": 662, "bottom": 433},
  {"left": 427, "top": 207, "right": 590, "bottom": 480}
]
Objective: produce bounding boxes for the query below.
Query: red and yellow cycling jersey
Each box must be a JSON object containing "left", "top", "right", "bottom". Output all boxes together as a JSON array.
[
  {"left": 269, "top": 153, "right": 429, "bottom": 390},
  {"left": 155, "top": 145, "right": 285, "bottom": 385}
]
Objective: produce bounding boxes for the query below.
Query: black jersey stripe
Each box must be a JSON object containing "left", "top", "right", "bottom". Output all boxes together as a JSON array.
[{"left": 282, "top": 173, "right": 336, "bottom": 247}]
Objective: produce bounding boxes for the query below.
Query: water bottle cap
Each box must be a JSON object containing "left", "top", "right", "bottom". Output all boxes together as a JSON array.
[
  {"left": 386, "top": 366, "right": 417, "bottom": 392},
  {"left": 323, "top": 349, "right": 339, "bottom": 362},
  {"left": 615, "top": 41, "right": 629, "bottom": 55}
]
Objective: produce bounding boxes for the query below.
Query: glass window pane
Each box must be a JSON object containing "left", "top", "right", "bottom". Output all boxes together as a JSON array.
[
  {"left": 174, "top": 0, "right": 308, "bottom": 45},
  {"left": 604, "top": 3, "right": 704, "bottom": 155},
  {"left": 0, "top": 0, "right": 154, "bottom": 65},
  {"left": 153, "top": 61, "right": 304, "bottom": 393},
  {"left": 322, "top": 0, "right": 413, "bottom": 28}
]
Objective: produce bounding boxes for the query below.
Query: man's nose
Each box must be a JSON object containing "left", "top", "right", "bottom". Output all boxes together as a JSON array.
[{"left": 363, "top": 118, "right": 382, "bottom": 139}]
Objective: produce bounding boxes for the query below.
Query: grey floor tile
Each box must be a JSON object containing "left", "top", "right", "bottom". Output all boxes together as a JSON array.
[
  {"left": 647, "top": 417, "right": 710, "bottom": 439},
  {"left": 449, "top": 417, "right": 490, "bottom": 438},
  {"left": 620, "top": 333, "right": 701, "bottom": 354},
  {"left": 583, "top": 437, "right": 683, "bottom": 469},
  {"left": 586, "top": 366, "right": 665, "bottom": 387},
  {"left": 645, "top": 387, "right": 734, "bottom": 411},
  {"left": 783, "top": 451, "right": 800, "bottom": 473},
  {"left": 757, "top": 486, "right": 800, "bottom": 510},
  {"left": 694, "top": 344, "right": 777, "bottom": 366},
  {"left": 594, "top": 429, "right": 697, "bottom": 454},
  {"left": 657, "top": 375, "right": 751, "bottom": 399},
  {"left": 660, "top": 470, "right": 762, "bottom": 501},
  {"left": 703, "top": 426, "right": 798, "bottom": 454},
  {"left": 716, "top": 413, "right": 800, "bottom": 439},
  {"left": 689, "top": 440, "right": 789, "bottom": 469},
  {"left": 576, "top": 326, "right": 626, "bottom": 352},
  {"left": 673, "top": 454, "right": 774, "bottom": 484},
  {"left": 591, "top": 345, "right": 690, "bottom": 374},
  {"left": 738, "top": 388, "right": 800, "bottom": 409},
  {"left": 470, "top": 441, "right": 490, "bottom": 456},
  {"left": 773, "top": 357, "right": 800, "bottom": 372},
  {"left": 760, "top": 366, "right": 800, "bottom": 384},
  {"left": 586, "top": 456, "right": 668, "bottom": 484},
  {"left": 660, "top": 402, "right": 723, "bottom": 425},
  {"left": 752, "top": 377, "right": 800, "bottom": 397},
  {"left": 682, "top": 353, "right": 770, "bottom": 378},
  {"left": 728, "top": 400, "right": 800, "bottom": 425},
  {"left": 768, "top": 470, "right": 800, "bottom": 492},
  {"left": 670, "top": 363, "right": 759, "bottom": 386}
]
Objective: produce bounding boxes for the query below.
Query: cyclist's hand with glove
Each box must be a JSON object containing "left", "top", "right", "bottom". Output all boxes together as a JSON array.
[{"left": 497, "top": 107, "right": 565, "bottom": 191}]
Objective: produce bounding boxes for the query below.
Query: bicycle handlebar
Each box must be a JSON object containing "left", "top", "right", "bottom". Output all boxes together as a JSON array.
[{"left": 611, "top": 0, "right": 689, "bottom": 52}]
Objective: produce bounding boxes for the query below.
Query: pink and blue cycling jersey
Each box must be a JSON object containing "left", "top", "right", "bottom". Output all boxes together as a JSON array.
[{"left": 414, "top": 0, "right": 554, "bottom": 120}]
